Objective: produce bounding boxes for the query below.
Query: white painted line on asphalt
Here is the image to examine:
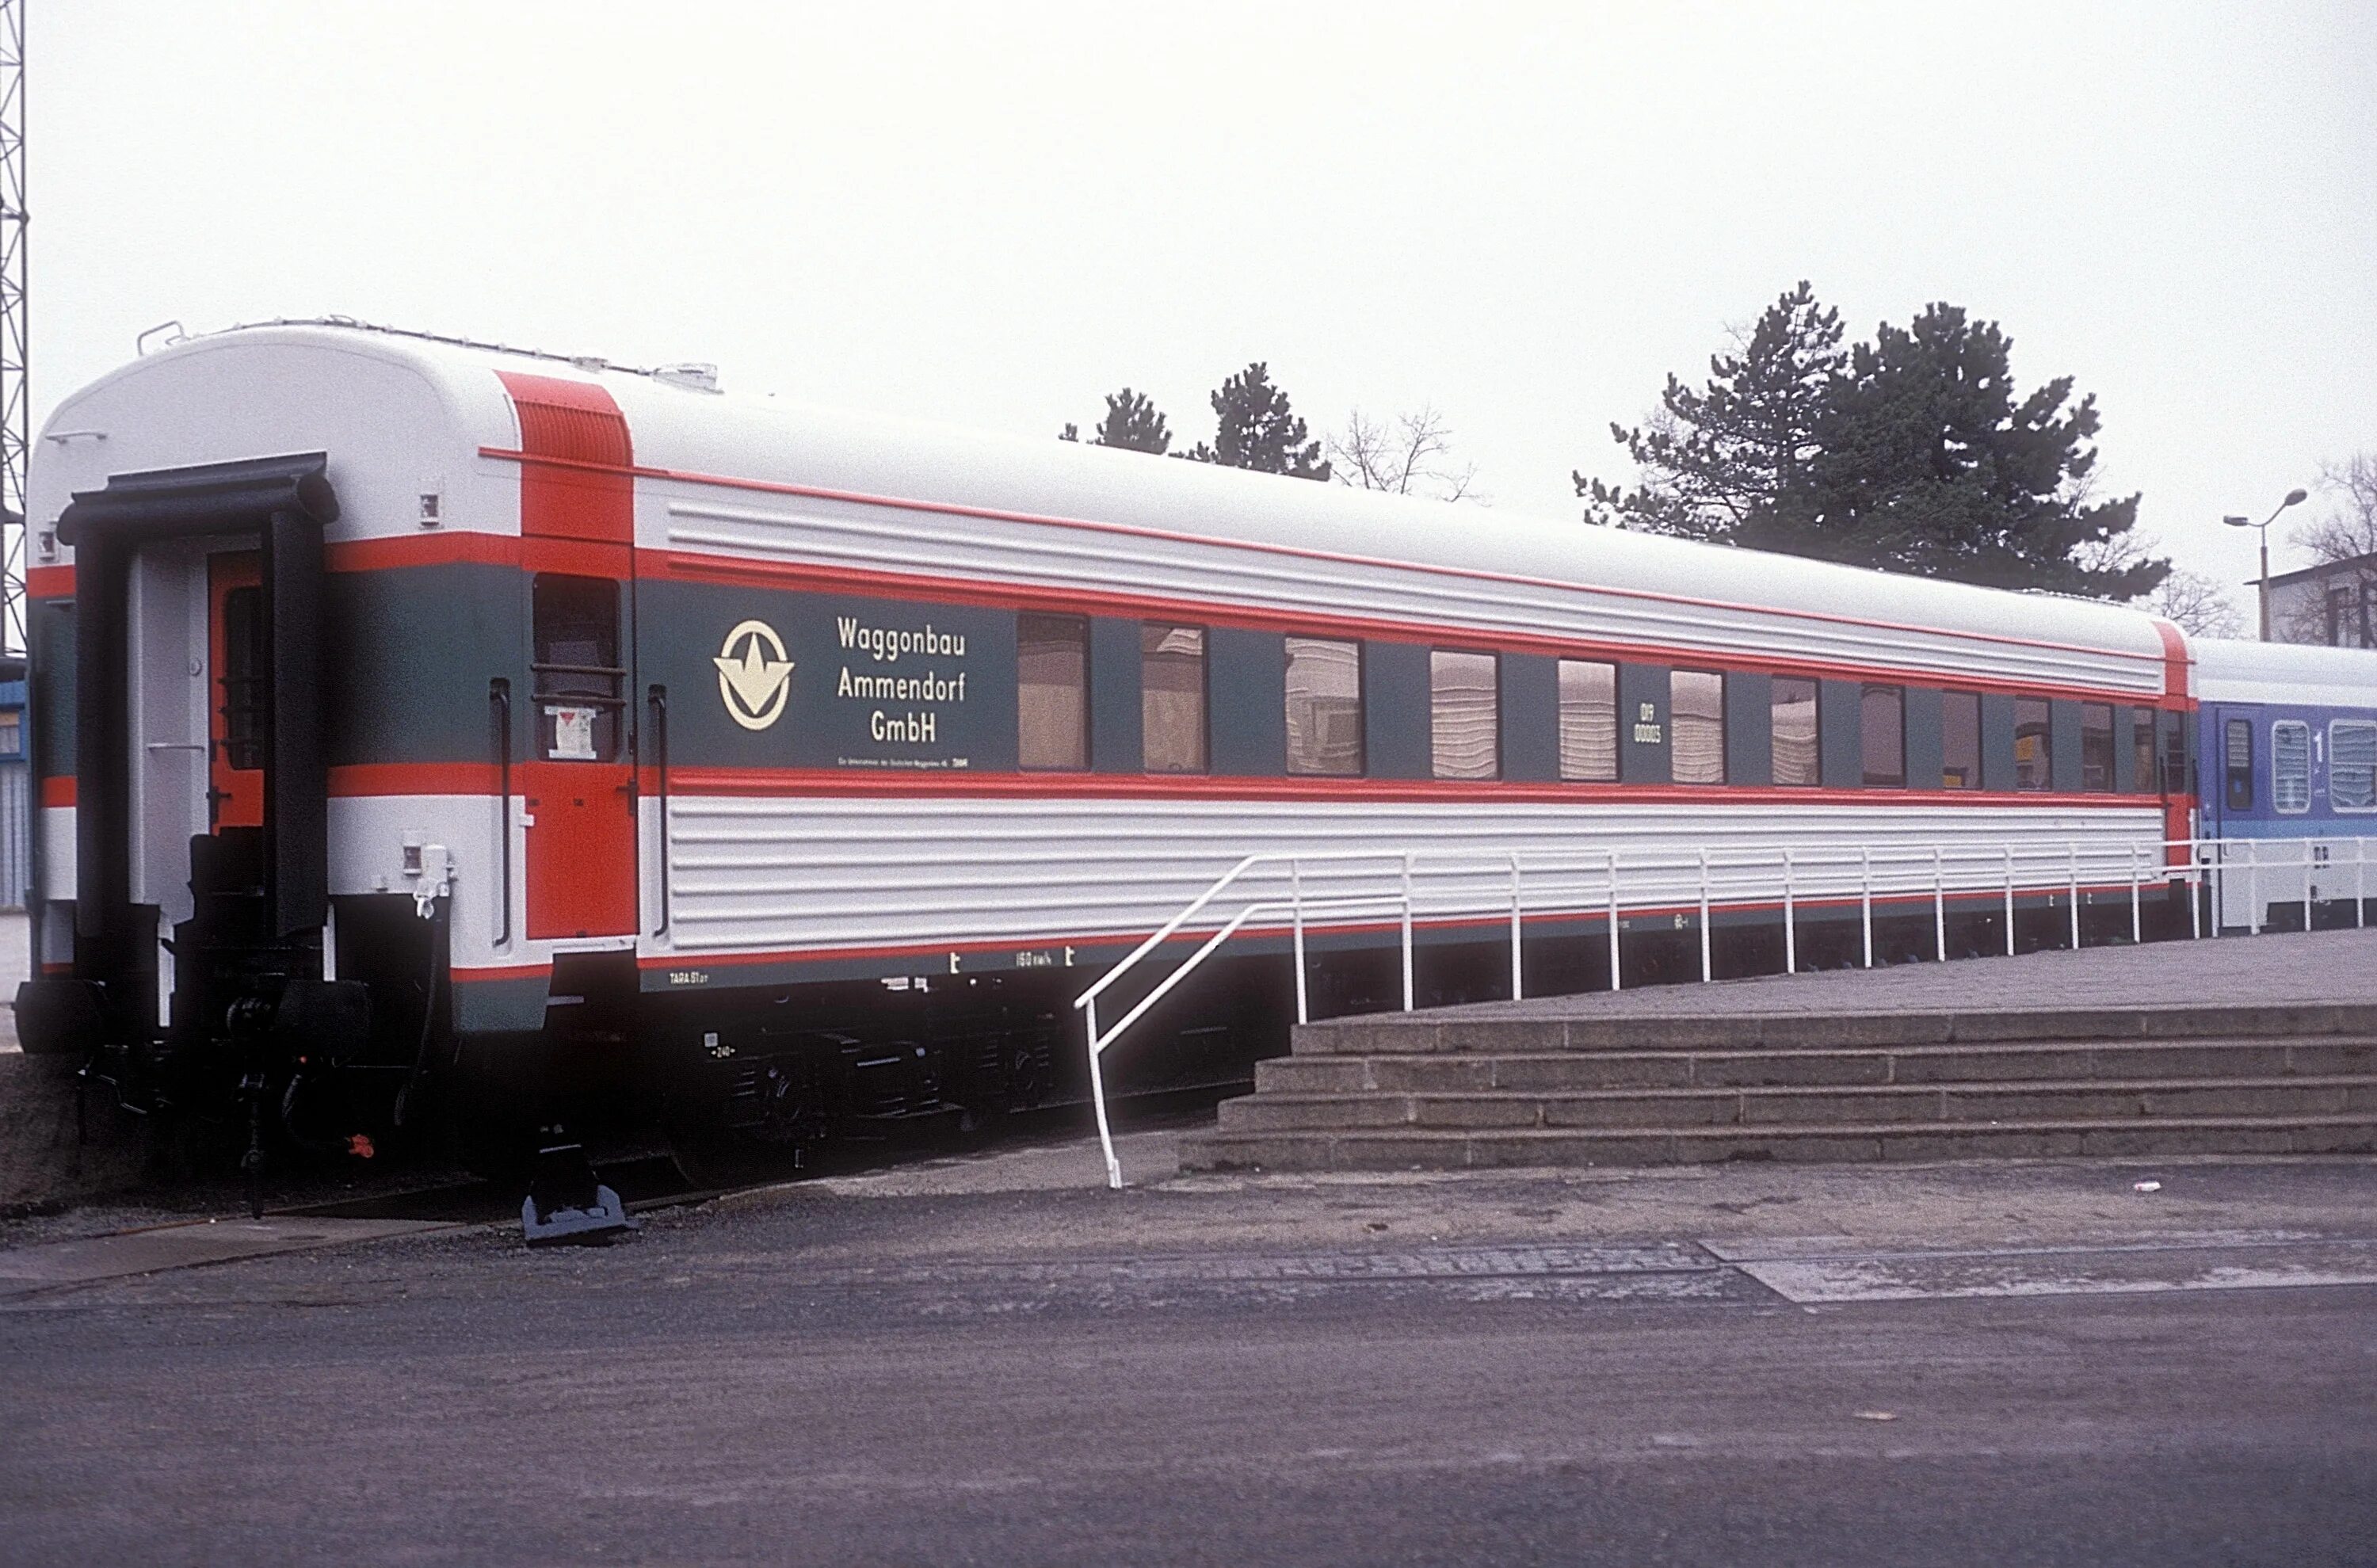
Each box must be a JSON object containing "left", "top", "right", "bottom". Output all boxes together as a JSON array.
[{"left": 1730, "top": 1238, "right": 2377, "bottom": 1303}]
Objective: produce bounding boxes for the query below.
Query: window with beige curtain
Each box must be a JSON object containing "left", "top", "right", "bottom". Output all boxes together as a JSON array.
[
  {"left": 1140, "top": 624, "right": 1206, "bottom": 773},
  {"left": 1670, "top": 670, "right": 1724, "bottom": 784},
  {"left": 1017, "top": 612, "right": 1088, "bottom": 770},
  {"left": 1558, "top": 659, "right": 1616, "bottom": 781},
  {"left": 1772, "top": 677, "right": 1818, "bottom": 786},
  {"left": 1430, "top": 650, "right": 1499, "bottom": 780},
  {"left": 1284, "top": 636, "right": 1363, "bottom": 776}
]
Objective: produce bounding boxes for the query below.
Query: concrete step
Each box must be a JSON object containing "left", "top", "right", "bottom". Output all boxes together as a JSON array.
[
  {"left": 1178, "top": 1112, "right": 2377, "bottom": 1173},
  {"left": 1214, "top": 1075, "right": 2377, "bottom": 1135},
  {"left": 1291, "top": 1002, "right": 2377, "bottom": 1058},
  {"left": 1251, "top": 1038, "right": 2377, "bottom": 1096}
]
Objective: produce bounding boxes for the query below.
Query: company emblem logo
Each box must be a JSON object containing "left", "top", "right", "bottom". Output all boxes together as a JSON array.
[{"left": 714, "top": 620, "right": 794, "bottom": 731}]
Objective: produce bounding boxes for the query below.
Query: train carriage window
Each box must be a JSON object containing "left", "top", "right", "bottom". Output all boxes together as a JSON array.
[
  {"left": 2131, "top": 707, "right": 2159, "bottom": 793},
  {"left": 2331, "top": 720, "right": 2377, "bottom": 812},
  {"left": 1430, "top": 650, "right": 1500, "bottom": 780},
  {"left": 1671, "top": 670, "right": 1725, "bottom": 784},
  {"left": 1860, "top": 685, "right": 1904, "bottom": 787},
  {"left": 2271, "top": 720, "right": 2311, "bottom": 815},
  {"left": 2014, "top": 697, "right": 2053, "bottom": 792},
  {"left": 1140, "top": 624, "right": 1208, "bottom": 774},
  {"left": 1941, "top": 691, "right": 1981, "bottom": 788},
  {"left": 2081, "top": 703, "right": 2115, "bottom": 792},
  {"left": 1771, "top": 677, "right": 1818, "bottom": 787},
  {"left": 531, "top": 574, "right": 624, "bottom": 763},
  {"left": 1018, "top": 613, "right": 1089, "bottom": 770},
  {"left": 1284, "top": 636, "right": 1364, "bottom": 776},
  {"left": 1557, "top": 659, "right": 1616, "bottom": 782},
  {"left": 220, "top": 585, "right": 265, "bottom": 771},
  {"left": 2223, "top": 718, "right": 2253, "bottom": 811}
]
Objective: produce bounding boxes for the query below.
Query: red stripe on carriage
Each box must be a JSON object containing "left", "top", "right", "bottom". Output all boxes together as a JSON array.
[
  {"left": 40, "top": 776, "right": 74, "bottom": 807},
  {"left": 496, "top": 372, "right": 635, "bottom": 547},
  {"left": 28, "top": 564, "right": 74, "bottom": 598}
]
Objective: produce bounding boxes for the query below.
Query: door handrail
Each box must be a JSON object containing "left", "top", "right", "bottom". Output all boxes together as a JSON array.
[
  {"left": 489, "top": 678, "right": 513, "bottom": 948},
  {"left": 647, "top": 684, "right": 670, "bottom": 938}
]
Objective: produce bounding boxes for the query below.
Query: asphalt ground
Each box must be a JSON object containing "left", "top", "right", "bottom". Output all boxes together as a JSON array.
[{"left": 5, "top": 1133, "right": 2375, "bottom": 1566}]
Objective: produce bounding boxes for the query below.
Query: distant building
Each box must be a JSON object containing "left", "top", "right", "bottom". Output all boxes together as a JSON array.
[
  {"left": 0, "top": 654, "right": 24, "bottom": 909},
  {"left": 2267, "top": 553, "right": 2376, "bottom": 649}
]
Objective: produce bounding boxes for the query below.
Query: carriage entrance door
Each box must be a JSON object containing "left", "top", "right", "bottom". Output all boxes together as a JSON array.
[
  {"left": 524, "top": 569, "right": 636, "bottom": 939},
  {"left": 501, "top": 369, "right": 640, "bottom": 943},
  {"left": 206, "top": 550, "right": 265, "bottom": 832}
]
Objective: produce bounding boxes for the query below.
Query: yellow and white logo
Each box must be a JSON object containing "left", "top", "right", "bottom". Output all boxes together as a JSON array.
[{"left": 714, "top": 620, "right": 794, "bottom": 731}]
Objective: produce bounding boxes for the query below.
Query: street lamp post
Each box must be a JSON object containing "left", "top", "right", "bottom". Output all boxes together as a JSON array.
[{"left": 2225, "top": 487, "right": 2310, "bottom": 641}]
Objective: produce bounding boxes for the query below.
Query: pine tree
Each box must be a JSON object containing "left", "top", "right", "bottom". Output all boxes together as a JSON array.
[
  {"left": 1578, "top": 281, "right": 1845, "bottom": 546},
  {"left": 1184, "top": 362, "right": 1331, "bottom": 480},
  {"left": 1818, "top": 303, "right": 2164, "bottom": 597},
  {"left": 1582, "top": 285, "right": 2169, "bottom": 600},
  {"left": 1060, "top": 387, "right": 1173, "bottom": 454}
]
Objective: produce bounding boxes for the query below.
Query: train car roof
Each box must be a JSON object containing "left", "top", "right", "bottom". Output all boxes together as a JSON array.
[
  {"left": 43, "top": 321, "right": 2179, "bottom": 687},
  {"left": 2192, "top": 637, "right": 2377, "bottom": 708}
]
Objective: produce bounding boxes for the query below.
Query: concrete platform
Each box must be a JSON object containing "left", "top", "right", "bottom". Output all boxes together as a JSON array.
[
  {"left": 1182, "top": 929, "right": 2377, "bottom": 1174},
  {"left": 0, "top": 1215, "right": 460, "bottom": 1299}
]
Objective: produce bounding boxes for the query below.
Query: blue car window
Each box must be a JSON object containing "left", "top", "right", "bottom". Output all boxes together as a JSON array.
[
  {"left": 2271, "top": 721, "right": 2311, "bottom": 815},
  {"left": 2332, "top": 721, "right": 2377, "bottom": 812}
]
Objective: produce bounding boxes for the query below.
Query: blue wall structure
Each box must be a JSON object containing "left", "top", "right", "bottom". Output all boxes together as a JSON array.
[{"left": 0, "top": 662, "right": 25, "bottom": 910}]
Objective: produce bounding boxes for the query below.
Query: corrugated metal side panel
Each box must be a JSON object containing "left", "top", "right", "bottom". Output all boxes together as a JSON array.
[
  {"left": 0, "top": 762, "right": 29, "bottom": 910},
  {"left": 661, "top": 493, "right": 2161, "bottom": 696},
  {"left": 655, "top": 795, "right": 2166, "bottom": 958}
]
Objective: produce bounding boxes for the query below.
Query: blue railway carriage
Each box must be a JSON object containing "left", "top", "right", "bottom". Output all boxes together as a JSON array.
[
  {"left": 2193, "top": 638, "right": 2377, "bottom": 932},
  {"left": 12, "top": 320, "right": 2231, "bottom": 1179}
]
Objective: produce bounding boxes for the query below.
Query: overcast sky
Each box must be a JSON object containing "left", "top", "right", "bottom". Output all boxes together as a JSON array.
[{"left": 39, "top": 3, "right": 2377, "bottom": 605}]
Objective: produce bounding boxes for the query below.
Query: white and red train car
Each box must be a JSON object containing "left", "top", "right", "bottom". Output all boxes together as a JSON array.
[{"left": 19, "top": 321, "right": 2207, "bottom": 1167}]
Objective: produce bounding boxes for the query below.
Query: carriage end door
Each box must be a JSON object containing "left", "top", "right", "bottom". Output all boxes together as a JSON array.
[{"left": 499, "top": 370, "right": 641, "bottom": 943}]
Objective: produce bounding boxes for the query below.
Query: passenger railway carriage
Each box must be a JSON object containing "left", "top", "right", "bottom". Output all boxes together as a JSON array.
[{"left": 16, "top": 321, "right": 2371, "bottom": 1173}]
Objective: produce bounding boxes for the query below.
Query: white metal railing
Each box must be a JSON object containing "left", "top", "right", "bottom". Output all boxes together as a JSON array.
[{"left": 1071, "top": 834, "right": 2377, "bottom": 1188}]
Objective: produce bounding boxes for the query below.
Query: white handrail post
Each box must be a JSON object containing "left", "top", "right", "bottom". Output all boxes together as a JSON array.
[
  {"left": 2248, "top": 840, "right": 2261, "bottom": 935},
  {"left": 1400, "top": 852, "right": 1416, "bottom": 1012},
  {"left": 1782, "top": 847, "right": 1797, "bottom": 975},
  {"left": 1085, "top": 998, "right": 1121, "bottom": 1191},
  {"left": 1698, "top": 847, "right": 1713, "bottom": 983},
  {"left": 2190, "top": 840, "right": 2204, "bottom": 940},
  {"left": 2139, "top": 841, "right": 2158, "bottom": 950},
  {"left": 1292, "top": 858, "right": 1309, "bottom": 1027},
  {"left": 1507, "top": 852, "right": 1524, "bottom": 1003},
  {"left": 1607, "top": 850, "right": 1623, "bottom": 992},
  {"left": 2002, "top": 845, "right": 2016, "bottom": 956},
  {"left": 2066, "top": 839, "right": 2081, "bottom": 951},
  {"left": 1860, "top": 846, "right": 1874, "bottom": 968},
  {"left": 1933, "top": 845, "right": 1946, "bottom": 963}
]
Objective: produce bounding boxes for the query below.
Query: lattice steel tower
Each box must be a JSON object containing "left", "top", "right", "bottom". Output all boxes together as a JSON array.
[{"left": 0, "top": 0, "right": 24, "bottom": 654}]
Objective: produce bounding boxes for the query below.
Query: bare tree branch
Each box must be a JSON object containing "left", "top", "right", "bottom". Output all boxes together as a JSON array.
[{"left": 1327, "top": 405, "right": 1481, "bottom": 503}]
